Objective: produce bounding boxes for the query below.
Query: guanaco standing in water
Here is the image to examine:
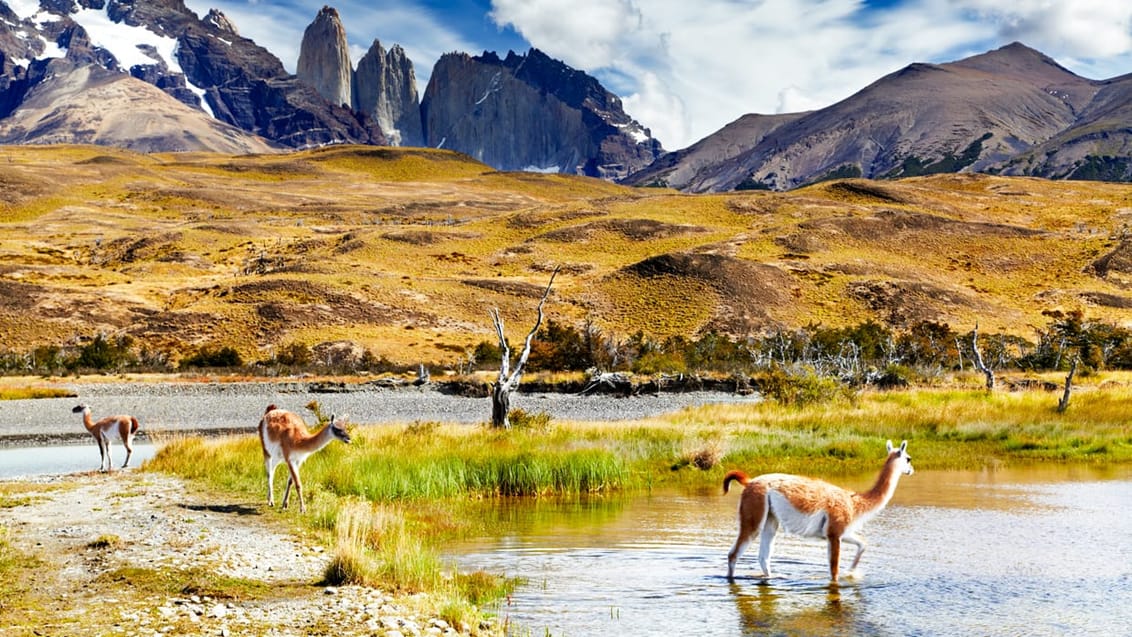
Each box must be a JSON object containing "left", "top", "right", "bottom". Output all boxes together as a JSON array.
[
  {"left": 723, "top": 440, "right": 914, "bottom": 582},
  {"left": 73, "top": 404, "right": 140, "bottom": 472}
]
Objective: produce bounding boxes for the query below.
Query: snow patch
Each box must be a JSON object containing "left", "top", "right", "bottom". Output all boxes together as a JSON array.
[
  {"left": 619, "top": 123, "right": 650, "bottom": 145},
  {"left": 521, "top": 165, "right": 561, "bottom": 174},
  {"left": 70, "top": 6, "right": 183, "bottom": 74},
  {"left": 5, "top": 0, "right": 43, "bottom": 20},
  {"left": 37, "top": 37, "right": 66, "bottom": 61}
]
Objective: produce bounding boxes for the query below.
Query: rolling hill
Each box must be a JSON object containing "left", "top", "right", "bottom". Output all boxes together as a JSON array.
[{"left": 1, "top": 144, "right": 1130, "bottom": 368}]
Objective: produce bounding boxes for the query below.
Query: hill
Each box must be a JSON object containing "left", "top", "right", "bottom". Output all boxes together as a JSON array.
[{"left": 1, "top": 144, "right": 1130, "bottom": 368}]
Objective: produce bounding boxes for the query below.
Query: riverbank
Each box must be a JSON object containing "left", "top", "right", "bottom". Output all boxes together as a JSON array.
[
  {"left": 0, "top": 376, "right": 759, "bottom": 447},
  {"left": 0, "top": 470, "right": 487, "bottom": 637}
]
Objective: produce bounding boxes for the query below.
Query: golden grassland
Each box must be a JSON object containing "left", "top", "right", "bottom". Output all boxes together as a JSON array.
[{"left": 2, "top": 145, "right": 1132, "bottom": 368}]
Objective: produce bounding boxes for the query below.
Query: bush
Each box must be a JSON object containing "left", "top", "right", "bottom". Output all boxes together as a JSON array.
[
  {"left": 67, "top": 333, "right": 135, "bottom": 371},
  {"left": 181, "top": 346, "right": 243, "bottom": 369},
  {"left": 755, "top": 366, "right": 849, "bottom": 407},
  {"left": 507, "top": 408, "right": 553, "bottom": 432}
]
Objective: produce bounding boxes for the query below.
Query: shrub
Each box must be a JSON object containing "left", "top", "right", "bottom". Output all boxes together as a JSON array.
[
  {"left": 755, "top": 366, "right": 850, "bottom": 407},
  {"left": 507, "top": 408, "right": 552, "bottom": 432},
  {"left": 181, "top": 345, "right": 243, "bottom": 369}
]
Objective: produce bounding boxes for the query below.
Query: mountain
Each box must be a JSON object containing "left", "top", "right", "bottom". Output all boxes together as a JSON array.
[
  {"left": 0, "top": 0, "right": 383, "bottom": 150},
  {"left": 354, "top": 40, "right": 423, "bottom": 147},
  {"left": 296, "top": 5, "right": 351, "bottom": 108},
  {"left": 0, "top": 64, "right": 277, "bottom": 153},
  {"left": 995, "top": 72, "right": 1132, "bottom": 180},
  {"left": 624, "top": 42, "right": 1132, "bottom": 192},
  {"left": 624, "top": 112, "right": 807, "bottom": 190},
  {"left": 420, "top": 48, "right": 663, "bottom": 179}
]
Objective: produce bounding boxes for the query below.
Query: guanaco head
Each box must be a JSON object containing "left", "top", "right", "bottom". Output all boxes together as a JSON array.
[
  {"left": 886, "top": 439, "right": 914, "bottom": 476},
  {"left": 72, "top": 404, "right": 90, "bottom": 415},
  {"left": 328, "top": 414, "right": 351, "bottom": 444}
]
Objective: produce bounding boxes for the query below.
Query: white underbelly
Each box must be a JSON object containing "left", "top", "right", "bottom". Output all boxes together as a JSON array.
[{"left": 768, "top": 491, "right": 828, "bottom": 538}]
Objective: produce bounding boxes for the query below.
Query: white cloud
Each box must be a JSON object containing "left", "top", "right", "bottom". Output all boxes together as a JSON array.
[
  {"left": 954, "top": 0, "right": 1132, "bottom": 58},
  {"left": 490, "top": 0, "right": 1132, "bottom": 149}
]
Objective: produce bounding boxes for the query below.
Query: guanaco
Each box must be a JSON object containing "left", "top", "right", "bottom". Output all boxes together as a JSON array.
[
  {"left": 258, "top": 404, "right": 351, "bottom": 513},
  {"left": 72, "top": 404, "right": 140, "bottom": 472},
  {"left": 723, "top": 440, "right": 914, "bottom": 582}
]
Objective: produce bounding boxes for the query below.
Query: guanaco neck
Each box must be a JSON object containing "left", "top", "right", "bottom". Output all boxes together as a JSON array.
[
  {"left": 80, "top": 408, "right": 96, "bottom": 432},
  {"left": 852, "top": 454, "right": 904, "bottom": 514},
  {"left": 293, "top": 422, "right": 339, "bottom": 454}
]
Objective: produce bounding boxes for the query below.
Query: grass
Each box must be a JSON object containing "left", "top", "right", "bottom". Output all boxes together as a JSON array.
[
  {"left": 0, "top": 526, "right": 49, "bottom": 635},
  {"left": 0, "top": 387, "right": 77, "bottom": 400},
  {"left": 143, "top": 384, "right": 1132, "bottom": 629},
  {"left": 94, "top": 565, "right": 271, "bottom": 600}
]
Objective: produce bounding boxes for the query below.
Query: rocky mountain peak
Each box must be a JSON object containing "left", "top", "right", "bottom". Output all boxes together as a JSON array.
[
  {"left": 421, "top": 47, "right": 662, "bottom": 179},
  {"left": 296, "top": 5, "right": 352, "bottom": 107},
  {"left": 354, "top": 39, "right": 423, "bottom": 146},
  {"left": 203, "top": 8, "right": 238, "bottom": 35}
]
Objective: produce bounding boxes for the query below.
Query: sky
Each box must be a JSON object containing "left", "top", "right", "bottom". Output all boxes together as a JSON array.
[{"left": 179, "top": 0, "right": 1132, "bottom": 151}]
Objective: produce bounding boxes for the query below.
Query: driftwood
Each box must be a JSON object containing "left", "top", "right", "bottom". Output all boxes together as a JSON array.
[{"left": 488, "top": 268, "right": 559, "bottom": 428}]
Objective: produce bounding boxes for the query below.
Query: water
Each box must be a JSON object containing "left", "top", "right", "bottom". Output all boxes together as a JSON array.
[
  {"left": 448, "top": 467, "right": 1132, "bottom": 636},
  {"left": 0, "top": 442, "right": 159, "bottom": 479}
]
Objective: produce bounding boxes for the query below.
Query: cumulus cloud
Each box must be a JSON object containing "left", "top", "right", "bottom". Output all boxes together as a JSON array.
[
  {"left": 491, "top": 0, "right": 1132, "bottom": 149},
  {"left": 955, "top": 0, "right": 1132, "bottom": 58}
]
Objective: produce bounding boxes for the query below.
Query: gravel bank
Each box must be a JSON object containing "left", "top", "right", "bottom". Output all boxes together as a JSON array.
[
  {"left": 0, "top": 381, "right": 759, "bottom": 446},
  {"left": 0, "top": 471, "right": 484, "bottom": 636}
]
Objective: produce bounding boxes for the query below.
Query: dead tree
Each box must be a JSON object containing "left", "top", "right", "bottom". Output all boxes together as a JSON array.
[
  {"left": 488, "top": 268, "right": 558, "bottom": 428},
  {"left": 1057, "top": 354, "right": 1080, "bottom": 413},
  {"left": 971, "top": 323, "right": 995, "bottom": 391}
]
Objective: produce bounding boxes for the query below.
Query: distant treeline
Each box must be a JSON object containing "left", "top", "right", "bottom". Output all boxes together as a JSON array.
[{"left": 1, "top": 310, "right": 1127, "bottom": 384}]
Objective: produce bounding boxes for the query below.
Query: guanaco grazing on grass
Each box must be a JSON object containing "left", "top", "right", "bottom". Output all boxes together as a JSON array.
[
  {"left": 723, "top": 440, "right": 914, "bottom": 582},
  {"left": 72, "top": 404, "right": 140, "bottom": 472},
  {"left": 258, "top": 404, "right": 351, "bottom": 513}
]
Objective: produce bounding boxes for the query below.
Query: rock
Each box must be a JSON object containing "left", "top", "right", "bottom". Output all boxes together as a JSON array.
[
  {"left": 297, "top": 6, "right": 352, "bottom": 108},
  {"left": 421, "top": 48, "right": 663, "bottom": 180},
  {"left": 355, "top": 40, "right": 423, "bottom": 147}
]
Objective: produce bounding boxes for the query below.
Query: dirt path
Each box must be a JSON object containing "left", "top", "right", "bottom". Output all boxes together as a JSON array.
[{"left": 0, "top": 469, "right": 472, "bottom": 637}]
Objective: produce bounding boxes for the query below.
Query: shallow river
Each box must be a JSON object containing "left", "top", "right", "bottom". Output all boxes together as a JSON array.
[{"left": 448, "top": 466, "right": 1132, "bottom": 637}]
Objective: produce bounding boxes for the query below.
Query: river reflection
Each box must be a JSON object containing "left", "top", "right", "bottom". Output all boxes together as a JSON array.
[{"left": 448, "top": 466, "right": 1132, "bottom": 636}]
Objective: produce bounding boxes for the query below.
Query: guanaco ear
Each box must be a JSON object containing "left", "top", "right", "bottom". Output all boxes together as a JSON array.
[
  {"left": 899, "top": 440, "right": 908, "bottom": 453},
  {"left": 886, "top": 439, "right": 894, "bottom": 453}
]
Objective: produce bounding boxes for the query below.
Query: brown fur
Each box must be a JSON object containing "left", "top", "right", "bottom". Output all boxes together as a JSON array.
[
  {"left": 258, "top": 405, "right": 350, "bottom": 513},
  {"left": 74, "top": 404, "right": 140, "bottom": 472},
  {"left": 724, "top": 440, "right": 913, "bottom": 582}
]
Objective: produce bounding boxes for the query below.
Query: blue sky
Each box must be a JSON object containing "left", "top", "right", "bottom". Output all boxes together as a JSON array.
[{"left": 182, "top": 1, "right": 1132, "bottom": 150}]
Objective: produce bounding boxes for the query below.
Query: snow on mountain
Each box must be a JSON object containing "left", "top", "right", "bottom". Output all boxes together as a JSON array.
[{"left": 70, "top": 6, "right": 181, "bottom": 73}]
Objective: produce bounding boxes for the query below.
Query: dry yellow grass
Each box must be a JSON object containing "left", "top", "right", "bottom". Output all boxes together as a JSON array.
[{"left": 2, "top": 144, "right": 1131, "bottom": 366}]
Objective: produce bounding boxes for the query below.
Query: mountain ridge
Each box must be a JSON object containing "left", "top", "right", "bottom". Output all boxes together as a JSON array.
[{"left": 624, "top": 42, "right": 1132, "bottom": 191}]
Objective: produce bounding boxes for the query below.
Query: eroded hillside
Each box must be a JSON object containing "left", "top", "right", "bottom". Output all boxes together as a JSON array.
[{"left": 1, "top": 145, "right": 1130, "bottom": 367}]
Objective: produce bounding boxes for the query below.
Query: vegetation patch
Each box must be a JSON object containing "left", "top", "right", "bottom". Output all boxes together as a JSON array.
[{"left": 0, "top": 387, "right": 76, "bottom": 400}]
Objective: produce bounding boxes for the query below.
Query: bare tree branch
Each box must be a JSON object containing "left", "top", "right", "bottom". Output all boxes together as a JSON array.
[
  {"left": 1057, "top": 353, "right": 1080, "bottom": 413},
  {"left": 488, "top": 267, "right": 559, "bottom": 427},
  {"left": 489, "top": 307, "right": 510, "bottom": 381},
  {"left": 971, "top": 323, "right": 995, "bottom": 391},
  {"left": 503, "top": 267, "right": 558, "bottom": 391}
]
